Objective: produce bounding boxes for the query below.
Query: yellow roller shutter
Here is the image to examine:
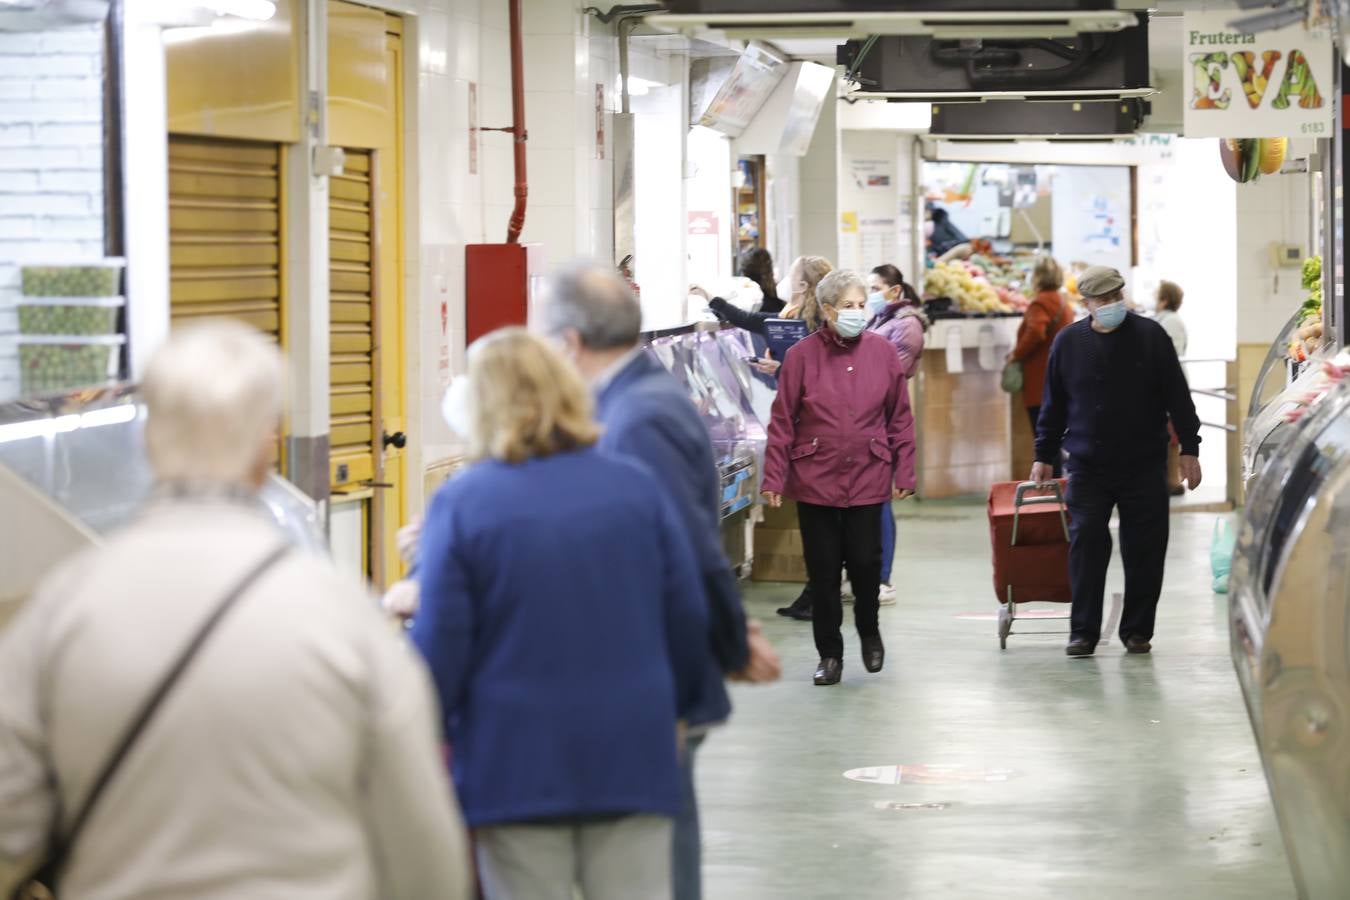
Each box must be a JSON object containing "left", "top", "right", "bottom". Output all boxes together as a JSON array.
[
  {"left": 329, "top": 149, "right": 376, "bottom": 488},
  {"left": 168, "top": 136, "right": 284, "bottom": 342}
]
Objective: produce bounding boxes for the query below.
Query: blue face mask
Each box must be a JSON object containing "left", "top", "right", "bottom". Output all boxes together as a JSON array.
[
  {"left": 866, "top": 291, "right": 889, "bottom": 316},
  {"left": 833, "top": 309, "right": 868, "bottom": 338},
  {"left": 1092, "top": 299, "right": 1127, "bottom": 330}
]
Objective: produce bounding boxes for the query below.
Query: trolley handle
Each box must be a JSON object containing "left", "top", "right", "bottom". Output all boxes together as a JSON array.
[{"left": 1010, "top": 480, "right": 1070, "bottom": 545}]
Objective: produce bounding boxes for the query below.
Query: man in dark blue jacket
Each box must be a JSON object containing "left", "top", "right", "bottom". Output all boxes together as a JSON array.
[
  {"left": 1032, "top": 266, "right": 1202, "bottom": 658},
  {"left": 544, "top": 263, "right": 781, "bottom": 900}
]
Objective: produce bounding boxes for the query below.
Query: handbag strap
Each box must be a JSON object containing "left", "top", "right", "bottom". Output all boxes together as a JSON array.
[{"left": 33, "top": 543, "right": 290, "bottom": 886}]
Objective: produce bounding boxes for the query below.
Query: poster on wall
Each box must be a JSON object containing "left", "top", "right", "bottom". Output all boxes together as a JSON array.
[
  {"left": 1182, "top": 11, "right": 1333, "bottom": 139},
  {"left": 1050, "top": 166, "right": 1132, "bottom": 292}
]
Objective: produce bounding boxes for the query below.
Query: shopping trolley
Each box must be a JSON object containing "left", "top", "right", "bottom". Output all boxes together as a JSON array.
[{"left": 987, "top": 480, "right": 1072, "bottom": 649}]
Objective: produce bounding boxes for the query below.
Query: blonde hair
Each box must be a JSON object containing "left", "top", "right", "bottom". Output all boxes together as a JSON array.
[
  {"left": 788, "top": 255, "right": 833, "bottom": 330},
  {"left": 1033, "top": 256, "right": 1063, "bottom": 293},
  {"left": 143, "top": 320, "right": 283, "bottom": 486},
  {"left": 1157, "top": 280, "right": 1183, "bottom": 311},
  {"left": 463, "top": 328, "right": 600, "bottom": 464}
]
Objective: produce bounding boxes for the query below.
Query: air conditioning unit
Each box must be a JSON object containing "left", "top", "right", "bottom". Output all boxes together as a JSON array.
[
  {"left": 929, "top": 97, "right": 1149, "bottom": 139},
  {"left": 837, "top": 13, "right": 1150, "bottom": 100},
  {"left": 649, "top": 1, "right": 1138, "bottom": 40}
]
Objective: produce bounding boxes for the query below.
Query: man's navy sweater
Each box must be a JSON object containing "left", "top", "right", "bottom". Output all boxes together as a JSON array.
[{"left": 1035, "top": 312, "right": 1201, "bottom": 472}]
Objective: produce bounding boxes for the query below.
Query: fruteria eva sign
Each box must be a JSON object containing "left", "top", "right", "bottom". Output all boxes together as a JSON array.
[{"left": 1182, "top": 11, "right": 1334, "bottom": 139}]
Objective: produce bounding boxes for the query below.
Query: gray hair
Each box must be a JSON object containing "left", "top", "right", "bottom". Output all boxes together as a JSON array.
[
  {"left": 816, "top": 269, "right": 867, "bottom": 310},
  {"left": 540, "top": 262, "right": 642, "bottom": 350},
  {"left": 142, "top": 321, "right": 283, "bottom": 486}
]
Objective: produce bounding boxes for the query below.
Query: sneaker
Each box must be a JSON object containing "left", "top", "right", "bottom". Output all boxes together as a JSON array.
[
  {"left": 841, "top": 580, "right": 855, "bottom": 604},
  {"left": 878, "top": 583, "right": 897, "bottom": 606}
]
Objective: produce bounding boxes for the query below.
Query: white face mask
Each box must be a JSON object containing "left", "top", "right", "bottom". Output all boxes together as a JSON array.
[
  {"left": 833, "top": 309, "right": 868, "bottom": 339},
  {"left": 776, "top": 275, "right": 794, "bottom": 301},
  {"left": 441, "top": 376, "right": 474, "bottom": 439}
]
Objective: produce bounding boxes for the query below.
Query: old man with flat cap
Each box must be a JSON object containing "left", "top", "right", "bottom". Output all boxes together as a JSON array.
[{"left": 1031, "top": 266, "right": 1202, "bottom": 658}]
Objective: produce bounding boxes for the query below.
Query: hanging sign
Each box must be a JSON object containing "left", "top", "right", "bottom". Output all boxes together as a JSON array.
[{"left": 1182, "top": 12, "right": 1333, "bottom": 139}]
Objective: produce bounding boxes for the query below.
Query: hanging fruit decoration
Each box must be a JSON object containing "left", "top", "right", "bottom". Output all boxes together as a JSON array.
[{"left": 1219, "top": 137, "right": 1288, "bottom": 183}]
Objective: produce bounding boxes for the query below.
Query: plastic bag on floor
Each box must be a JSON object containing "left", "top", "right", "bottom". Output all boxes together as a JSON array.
[{"left": 1211, "top": 517, "right": 1236, "bottom": 594}]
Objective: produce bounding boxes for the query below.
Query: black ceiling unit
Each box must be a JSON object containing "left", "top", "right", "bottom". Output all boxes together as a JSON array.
[
  {"left": 837, "top": 12, "right": 1149, "bottom": 99},
  {"left": 929, "top": 97, "right": 1149, "bottom": 138}
]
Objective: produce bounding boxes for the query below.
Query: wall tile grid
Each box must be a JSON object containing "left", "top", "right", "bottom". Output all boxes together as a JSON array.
[{"left": 0, "top": 26, "right": 106, "bottom": 398}]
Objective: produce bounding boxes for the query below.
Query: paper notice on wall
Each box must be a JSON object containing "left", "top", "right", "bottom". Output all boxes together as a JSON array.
[
  {"left": 848, "top": 158, "right": 895, "bottom": 192},
  {"left": 687, "top": 211, "right": 721, "bottom": 287},
  {"left": 860, "top": 216, "right": 897, "bottom": 271},
  {"left": 840, "top": 210, "right": 860, "bottom": 234}
]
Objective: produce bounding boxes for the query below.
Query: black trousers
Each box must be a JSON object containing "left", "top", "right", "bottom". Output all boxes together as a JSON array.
[
  {"left": 1065, "top": 464, "right": 1170, "bottom": 644},
  {"left": 797, "top": 501, "right": 884, "bottom": 659},
  {"left": 1027, "top": 406, "right": 1062, "bottom": 478}
]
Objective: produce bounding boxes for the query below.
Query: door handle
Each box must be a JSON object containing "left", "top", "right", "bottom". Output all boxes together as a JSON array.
[{"left": 383, "top": 430, "right": 407, "bottom": 450}]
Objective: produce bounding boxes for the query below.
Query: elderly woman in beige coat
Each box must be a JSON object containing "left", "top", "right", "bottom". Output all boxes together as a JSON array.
[{"left": 0, "top": 322, "right": 471, "bottom": 900}]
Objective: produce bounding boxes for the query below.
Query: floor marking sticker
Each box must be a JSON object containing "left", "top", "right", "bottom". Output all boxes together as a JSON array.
[{"left": 844, "top": 764, "right": 1019, "bottom": 785}]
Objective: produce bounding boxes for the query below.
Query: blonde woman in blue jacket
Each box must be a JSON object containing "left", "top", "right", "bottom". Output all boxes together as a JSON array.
[{"left": 413, "top": 328, "right": 710, "bottom": 900}]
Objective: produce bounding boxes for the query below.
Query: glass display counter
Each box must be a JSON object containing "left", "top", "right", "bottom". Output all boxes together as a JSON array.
[
  {"left": 0, "top": 383, "right": 326, "bottom": 615},
  {"left": 1229, "top": 377, "right": 1350, "bottom": 898}
]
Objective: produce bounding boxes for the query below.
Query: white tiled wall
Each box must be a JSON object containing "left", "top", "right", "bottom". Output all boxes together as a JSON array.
[
  {"left": 411, "top": 0, "right": 620, "bottom": 477},
  {"left": 1234, "top": 170, "right": 1312, "bottom": 347},
  {"left": 0, "top": 25, "right": 105, "bottom": 399}
]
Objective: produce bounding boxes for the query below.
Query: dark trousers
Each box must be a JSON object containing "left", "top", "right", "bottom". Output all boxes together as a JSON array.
[
  {"left": 1027, "top": 406, "right": 1062, "bottom": 478},
  {"left": 1066, "top": 464, "right": 1170, "bottom": 644},
  {"left": 797, "top": 501, "right": 883, "bottom": 659}
]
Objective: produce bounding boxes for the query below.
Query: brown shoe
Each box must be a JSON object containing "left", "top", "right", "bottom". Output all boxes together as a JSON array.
[
  {"left": 1124, "top": 636, "right": 1152, "bottom": 655},
  {"left": 814, "top": 657, "right": 843, "bottom": 685}
]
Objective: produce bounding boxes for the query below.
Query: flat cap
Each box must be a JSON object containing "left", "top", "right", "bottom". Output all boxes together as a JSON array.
[{"left": 1077, "top": 265, "right": 1125, "bottom": 298}]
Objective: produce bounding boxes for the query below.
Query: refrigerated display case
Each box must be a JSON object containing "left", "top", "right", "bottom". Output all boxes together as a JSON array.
[
  {"left": 1243, "top": 309, "right": 1341, "bottom": 492},
  {"left": 0, "top": 384, "right": 326, "bottom": 616},
  {"left": 1229, "top": 378, "right": 1350, "bottom": 899}
]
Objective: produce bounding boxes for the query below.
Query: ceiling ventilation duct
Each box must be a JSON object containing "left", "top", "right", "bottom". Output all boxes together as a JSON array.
[
  {"left": 689, "top": 40, "right": 790, "bottom": 137},
  {"left": 837, "top": 12, "right": 1150, "bottom": 100},
  {"left": 651, "top": 1, "right": 1138, "bottom": 40}
]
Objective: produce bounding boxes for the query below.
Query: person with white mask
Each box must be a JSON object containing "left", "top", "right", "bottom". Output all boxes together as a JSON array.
[
  {"left": 1031, "top": 266, "right": 1203, "bottom": 659},
  {"left": 540, "top": 263, "right": 780, "bottom": 900},
  {"left": 411, "top": 328, "right": 711, "bottom": 900}
]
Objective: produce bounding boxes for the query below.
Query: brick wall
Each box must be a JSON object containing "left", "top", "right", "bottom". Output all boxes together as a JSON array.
[{"left": 0, "top": 25, "right": 107, "bottom": 400}]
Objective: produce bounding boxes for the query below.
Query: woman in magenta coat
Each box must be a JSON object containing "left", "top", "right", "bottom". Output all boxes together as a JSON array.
[{"left": 761, "top": 270, "right": 917, "bottom": 686}]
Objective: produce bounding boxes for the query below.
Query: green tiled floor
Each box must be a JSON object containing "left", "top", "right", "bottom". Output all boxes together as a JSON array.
[{"left": 703, "top": 505, "right": 1292, "bottom": 899}]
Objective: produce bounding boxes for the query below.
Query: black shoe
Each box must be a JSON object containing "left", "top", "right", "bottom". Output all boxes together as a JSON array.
[
  {"left": 814, "top": 657, "right": 842, "bottom": 686},
  {"left": 1066, "top": 638, "right": 1096, "bottom": 658},
  {"left": 777, "top": 588, "right": 812, "bottom": 621},
  {"left": 861, "top": 635, "right": 885, "bottom": 673},
  {"left": 1124, "top": 636, "right": 1152, "bottom": 655}
]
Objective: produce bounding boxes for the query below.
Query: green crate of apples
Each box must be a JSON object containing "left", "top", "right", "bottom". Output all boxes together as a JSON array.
[
  {"left": 21, "top": 264, "right": 122, "bottom": 297},
  {"left": 18, "top": 298, "right": 124, "bottom": 336},
  {"left": 18, "top": 338, "right": 122, "bottom": 395}
]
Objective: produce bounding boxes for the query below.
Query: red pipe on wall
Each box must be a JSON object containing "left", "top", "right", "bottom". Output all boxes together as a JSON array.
[{"left": 505, "top": 0, "right": 528, "bottom": 244}]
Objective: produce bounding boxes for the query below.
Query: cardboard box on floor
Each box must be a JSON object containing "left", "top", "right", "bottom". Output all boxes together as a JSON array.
[
  {"left": 751, "top": 529, "right": 808, "bottom": 583},
  {"left": 758, "top": 498, "right": 798, "bottom": 529}
]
